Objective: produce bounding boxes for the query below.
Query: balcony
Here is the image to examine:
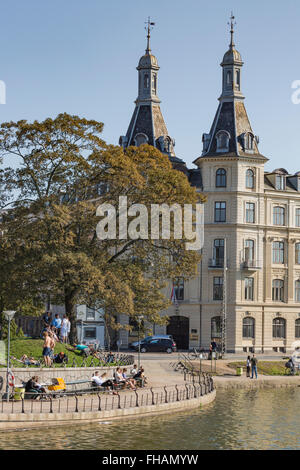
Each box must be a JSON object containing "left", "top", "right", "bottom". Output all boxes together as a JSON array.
[
  {"left": 241, "top": 259, "right": 262, "bottom": 270},
  {"left": 208, "top": 258, "right": 229, "bottom": 269}
]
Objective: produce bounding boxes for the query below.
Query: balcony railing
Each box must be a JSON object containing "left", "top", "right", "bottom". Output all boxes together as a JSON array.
[
  {"left": 241, "top": 259, "right": 262, "bottom": 270},
  {"left": 208, "top": 258, "right": 229, "bottom": 268}
]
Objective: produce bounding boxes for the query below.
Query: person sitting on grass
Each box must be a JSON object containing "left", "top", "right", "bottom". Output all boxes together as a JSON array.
[{"left": 53, "top": 352, "right": 68, "bottom": 364}]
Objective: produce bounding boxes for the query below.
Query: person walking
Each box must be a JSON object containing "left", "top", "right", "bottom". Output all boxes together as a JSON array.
[
  {"left": 246, "top": 355, "right": 251, "bottom": 378},
  {"left": 250, "top": 354, "right": 258, "bottom": 379}
]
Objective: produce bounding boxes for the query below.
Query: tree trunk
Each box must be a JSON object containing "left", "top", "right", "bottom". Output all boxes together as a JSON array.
[{"left": 64, "top": 291, "right": 78, "bottom": 344}]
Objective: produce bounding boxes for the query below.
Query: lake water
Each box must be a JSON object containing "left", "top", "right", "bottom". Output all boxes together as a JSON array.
[{"left": 1, "top": 388, "right": 300, "bottom": 450}]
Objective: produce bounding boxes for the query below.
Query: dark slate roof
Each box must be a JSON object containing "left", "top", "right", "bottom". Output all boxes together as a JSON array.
[{"left": 188, "top": 169, "right": 203, "bottom": 188}]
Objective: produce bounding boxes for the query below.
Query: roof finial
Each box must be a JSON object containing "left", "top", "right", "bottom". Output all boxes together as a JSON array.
[
  {"left": 228, "top": 12, "right": 236, "bottom": 48},
  {"left": 145, "top": 17, "right": 155, "bottom": 54}
]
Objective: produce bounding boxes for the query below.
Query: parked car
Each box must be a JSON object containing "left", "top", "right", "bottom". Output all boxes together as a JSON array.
[
  {"left": 133, "top": 338, "right": 177, "bottom": 354},
  {"left": 129, "top": 334, "right": 173, "bottom": 350}
]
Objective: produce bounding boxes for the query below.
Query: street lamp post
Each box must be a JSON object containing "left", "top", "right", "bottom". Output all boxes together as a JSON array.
[
  {"left": 137, "top": 315, "right": 144, "bottom": 370},
  {"left": 4, "top": 310, "right": 16, "bottom": 402}
]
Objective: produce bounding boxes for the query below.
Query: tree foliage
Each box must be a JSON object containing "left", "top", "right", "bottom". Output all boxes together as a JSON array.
[{"left": 0, "top": 113, "right": 205, "bottom": 343}]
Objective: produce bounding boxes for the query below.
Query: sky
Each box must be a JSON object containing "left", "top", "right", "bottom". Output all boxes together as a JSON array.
[{"left": 1, "top": 0, "right": 300, "bottom": 172}]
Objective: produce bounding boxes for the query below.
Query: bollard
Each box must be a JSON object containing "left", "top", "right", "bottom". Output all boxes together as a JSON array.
[
  {"left": 150, "top": 387, "right": 155, "bottom": 405},
  {"left": 164, "top": 386, "right": 168, "bottom": 403},
  {"left": 75, "top": 395, "right": 79, "bottom": 412}
]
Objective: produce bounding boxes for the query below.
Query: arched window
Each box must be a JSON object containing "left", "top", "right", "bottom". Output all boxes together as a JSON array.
[
  {"left": 211, "top": 316, "right": 222, "bottom": 339},
  {"left": 272, "top": 317, "right": 286, "bottom": 338},
  {"left": 273, "top": 206, "right": 285, "bottom": 226},
  {"left": 236, "top": 70, "right": 240, "bottom": 89},
  {"left": 295, "top": 319, "right": 300, "bottom": 338},
  {"left": 152, "top": 73, "right": 157, "bottom": 93},
  {"left": 272, "top": 279, "right": 284, "bottom": 302},
  {"left": 226, "top": 70, "right": 232, "bottom": 85},
  {"left": 216, "top": 131, "right": 230, "bottom": 152},
  {"left": 245, "top": 133, "right": 254, "bottom": 150},
  {"left": 246, "top": 169, "right": 254, "bottom": 189},
  {"left": 243, "top": 317, "right": 255, "bottom": 338},
  {"left": 216, "top": 168, "right": 226, "bottom": 187},
  {"left": 295, "top": 281, "right": 300, "bottom": 302},
  {"left": 134, "top": 133, "right": 148, "bottom": 147},
  {"left": 143, "top": 74, "right": 149, "bottom": 88}
]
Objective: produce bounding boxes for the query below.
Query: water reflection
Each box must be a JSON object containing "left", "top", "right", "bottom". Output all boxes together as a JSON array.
[{"left": 1, "top": 389, "right": 300, "bottom": 450}]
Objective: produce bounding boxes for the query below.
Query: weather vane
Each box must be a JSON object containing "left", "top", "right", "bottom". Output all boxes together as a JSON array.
[
  {"left": 228, "top": 12, "right": 236, "bottom": 47},
  {"left": 145, "top": 17, "right": 155, "bottom": 53}
]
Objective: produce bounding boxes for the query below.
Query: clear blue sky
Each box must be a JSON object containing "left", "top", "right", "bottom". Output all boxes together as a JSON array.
[{"left": 1, "top": 0, "right": 300, "bottom": 172}]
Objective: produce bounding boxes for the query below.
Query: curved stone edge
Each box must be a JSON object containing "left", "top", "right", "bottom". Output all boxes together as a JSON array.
[
  {"left": 0, "top": 390, "right": 216, "bottom": 431},
  {"left": 213, "top": 376, "right": 300, "bottom": 389}
]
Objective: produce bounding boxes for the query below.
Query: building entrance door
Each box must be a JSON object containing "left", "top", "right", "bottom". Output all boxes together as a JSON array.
[{"left": 167, "top": 316, "right": 189, "bottom": 350}]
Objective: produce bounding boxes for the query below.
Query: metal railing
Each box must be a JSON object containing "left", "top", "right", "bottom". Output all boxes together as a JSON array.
[
  {"left": 0, "top": 382, "right": 214, "bottom": 415},
  {"left": 8, "top": 353, "right": 134, "bottom": 369},
  {"left": 172, "top": 353, "right": 216, "bottom": 384}
]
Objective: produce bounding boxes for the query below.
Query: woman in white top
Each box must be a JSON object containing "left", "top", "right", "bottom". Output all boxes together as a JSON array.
[{"left": 60, "top": 315, "right": 69, "bottom": 343}]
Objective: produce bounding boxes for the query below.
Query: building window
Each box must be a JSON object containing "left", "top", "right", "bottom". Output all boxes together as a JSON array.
[
  {"left": 214, "top": 202, "right": 226, "bottom": 222},
  {"left": 236, "top": 70, "right": 240, "bottom": 89},
  {"left": 245, "top": 133, "right": 254, "bottom": 150},
  {"left": 86, "top": 308, "right": 95, "bottom": 320},
  {"left": 296, "top": 209, "right": 300, "bottom": 227},
  {"left": 246, "top": 169, "right": 254, "bottom": 189},
  {"left": 245, "top": 278, "right": 254, "bottom": 301},
  {"left": 273, "top": 206, "right": 285, "bottom": 226},
  {"left": 295, "top": 319, "right": 300, "bottom": 338},
  {"left": 296, "top": 243, "right": 300, "bottom": 264},
  {"left": 144, "top": 73, "right": 149, "bottom": 88},
  {"left": 152, "top": 73, "right": 157, "bottom": 93},
  {"left": 213, "top": 239, "right": 224, "bottom": 266},
  {"left": 213, "top": 277, "right": 223, "bottom": 300},
  {"left": 275, "top": 175, "right": 285, "bottom": 190},
  {"left": 272, "top": 318, "right": 286, "bottom": 338},
  {"left": 245, "top": 202, "right": 255, "bottom": 223},
  {"left": 216, "top": 131, "right": 230, "bottom": 152},
  {"left": 272, "top": 279, "right": 284, "bottom": 302},
  {"left": 226, "top": 70, "right": 232, "bottom": 86},
  {"left": 134, "top": 133, "right": 148, "bottom": 147},
  {"left": 272, "top": 241, "right": 284, "bottom": 264},
  {"left": 243, "top": 317, "right": 255, "bottom": 338},
  {"left": 295, "top": 281, "right": 300, "bottom": 302},
  {"left": 244, "top": 239, "right": 255, "bottom": 262},
  {"left": 84, "top": 327, "right": 97, "bottom": 339},
  {"left": 173, "top": 277, "right": 184, "bottom": 301},
  {"left": 211, "top": 316, "right": 222, "bottom": 339},
  {"left": 216, "top": 168, "right": 226, "bottom": 187}
]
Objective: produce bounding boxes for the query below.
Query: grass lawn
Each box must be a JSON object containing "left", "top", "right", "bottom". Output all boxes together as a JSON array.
[
  {"left": 0, "top": 338, "right": 126, "bottom": 368},
  {"left": 228, "top": 360, "right": 296, "bottom": 376}
]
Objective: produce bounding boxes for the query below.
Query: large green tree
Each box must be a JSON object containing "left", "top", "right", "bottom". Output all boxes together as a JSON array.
[{"left": 0, "top": 113, "right": 205, "bottom": 343}]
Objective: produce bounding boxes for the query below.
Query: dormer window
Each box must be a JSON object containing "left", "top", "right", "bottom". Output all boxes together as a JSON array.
[
  {"left": 216, "top": 130, "right": 230, "bottom": 152},
  {"left": 134, "top": 133, "right": 148, "bottom": 147},
  {"left": 245, "top": 133, "right": 254, "bottom": 151},
  {"left": 275, "top": 175, "right": 285, "bottom": 190}
]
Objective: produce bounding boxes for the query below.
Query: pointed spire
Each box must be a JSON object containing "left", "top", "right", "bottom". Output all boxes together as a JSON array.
[
  {"left": 145, "top": 17, "right": 155, "bottom": 54},
  {"left": 228, "top": 12, "right": 236, "bottom": 49}
]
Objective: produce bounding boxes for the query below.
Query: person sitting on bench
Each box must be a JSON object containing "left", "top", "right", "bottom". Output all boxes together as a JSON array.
[
  {"left": 122, "top": 368, "right": 136, "bottom": 390},
  {"left": 91, "top": 371, "right": 114, "bottom": 390}
]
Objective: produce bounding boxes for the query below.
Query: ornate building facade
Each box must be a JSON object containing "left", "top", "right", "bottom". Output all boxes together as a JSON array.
[{"left": 120, "top": 20, "right": 300, "bottom": 354}]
